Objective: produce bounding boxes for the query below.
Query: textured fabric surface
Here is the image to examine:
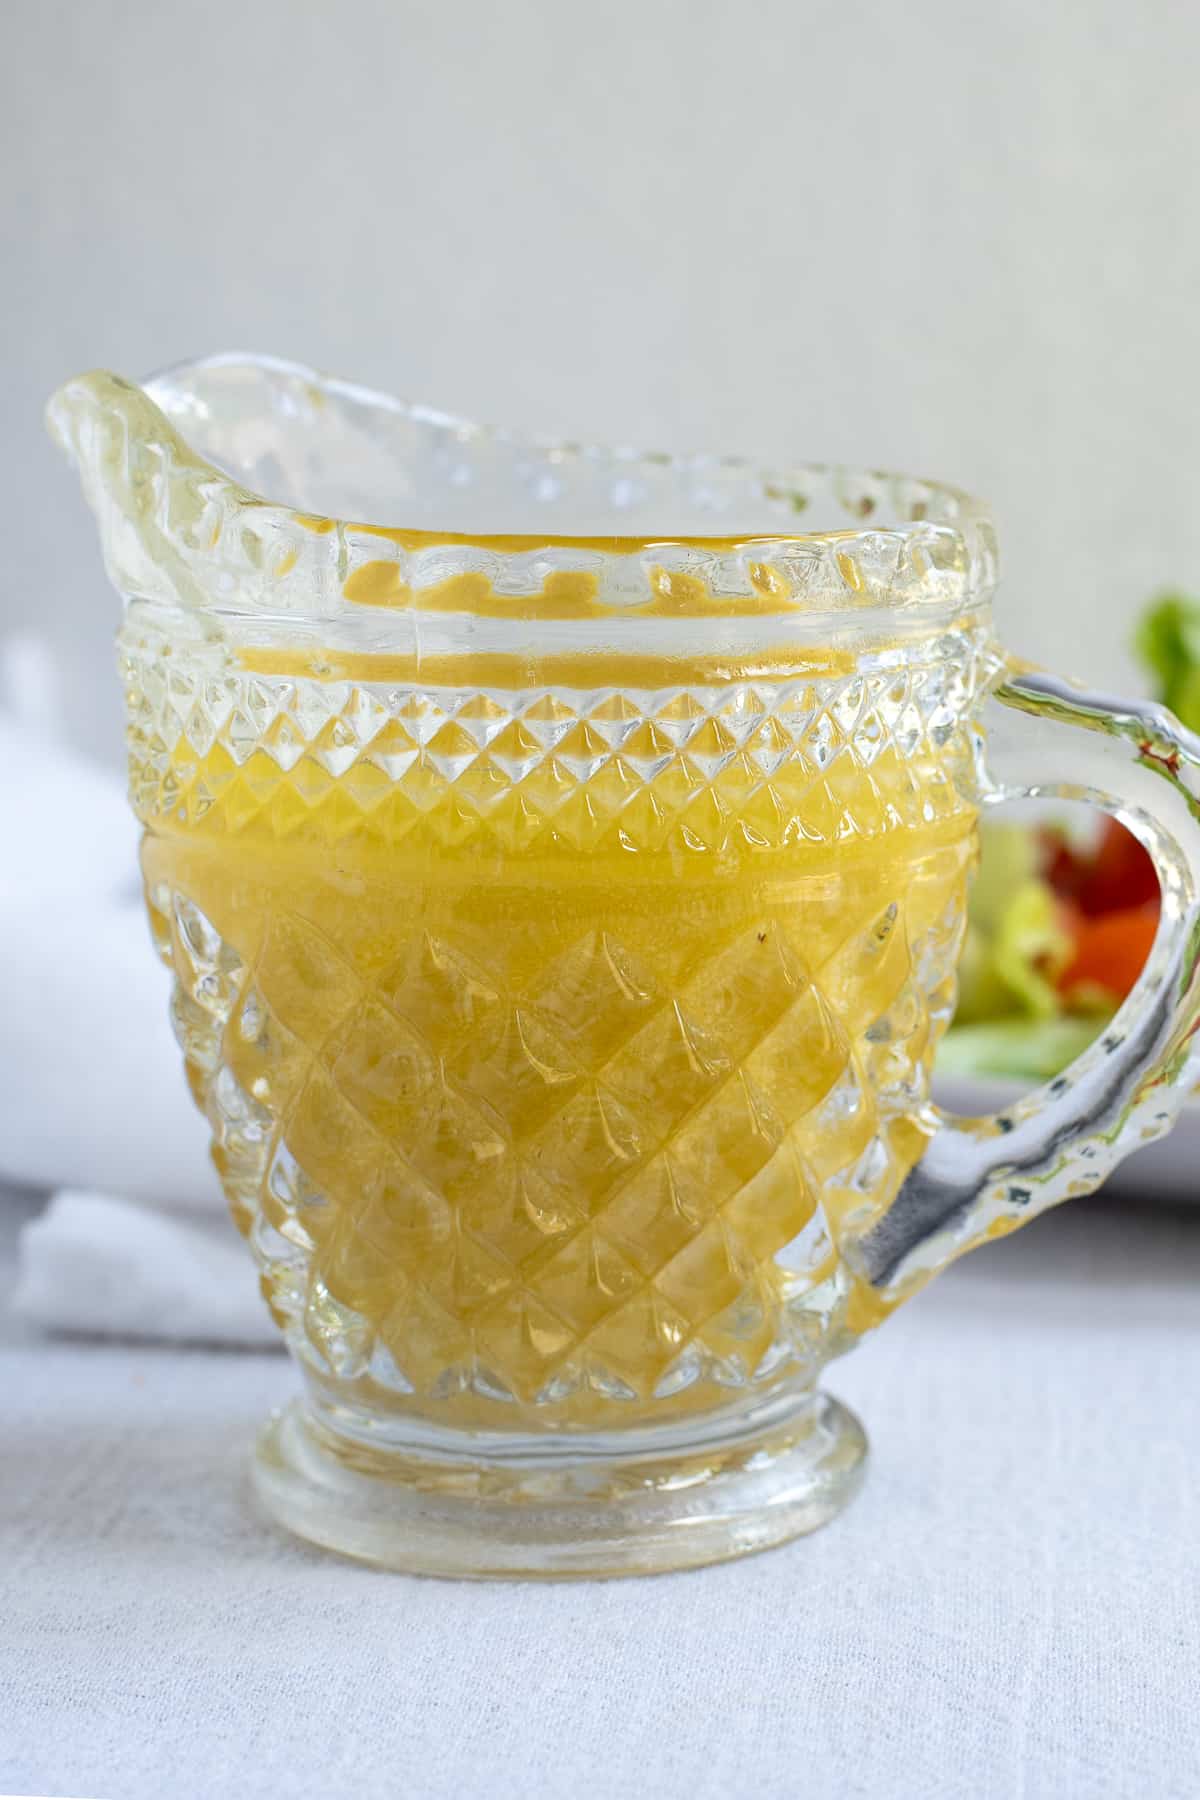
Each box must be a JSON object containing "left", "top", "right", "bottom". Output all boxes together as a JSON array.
[{"left": 2, "top": 1195, "right": 1197, "bottom": 1800}]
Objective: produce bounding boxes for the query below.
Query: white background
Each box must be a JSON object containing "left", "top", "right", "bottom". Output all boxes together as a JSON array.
[{"left": 5, "top": 0, "right": 1200, "bottom": 758}]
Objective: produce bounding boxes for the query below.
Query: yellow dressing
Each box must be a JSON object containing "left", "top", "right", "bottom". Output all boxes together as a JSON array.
[{"left": 136, "top": 656, "right": 976, "bottom": 1424}]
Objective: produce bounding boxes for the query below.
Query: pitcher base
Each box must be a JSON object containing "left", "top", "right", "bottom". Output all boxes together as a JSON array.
[{"left": 250, "top": 1389, "right": 867, "bottom": 1579}]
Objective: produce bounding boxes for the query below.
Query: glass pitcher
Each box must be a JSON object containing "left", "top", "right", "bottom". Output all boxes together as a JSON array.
[{"left": 47, "top": 355, "right": 1200, "bottom": 1577}]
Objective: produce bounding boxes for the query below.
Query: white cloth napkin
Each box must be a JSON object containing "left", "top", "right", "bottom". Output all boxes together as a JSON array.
[
  {"left": 0, "top": 635, "right": 269, "bottom": 1346},
  {"left": 13, "top": 1190, "right": 275, "bottom": 1344}
]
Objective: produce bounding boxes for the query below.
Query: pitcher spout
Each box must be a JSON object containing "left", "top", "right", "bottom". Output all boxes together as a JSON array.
[{"left": 47, "top": 368, "right": 246, "bottom": 618}]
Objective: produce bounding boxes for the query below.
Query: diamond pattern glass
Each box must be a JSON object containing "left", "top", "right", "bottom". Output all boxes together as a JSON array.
[{"left": 128, "top": 627, "right": 985, "bottom": 1423}]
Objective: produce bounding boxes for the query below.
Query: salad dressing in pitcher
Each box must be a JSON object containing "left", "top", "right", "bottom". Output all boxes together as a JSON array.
[{"left": 49, "top": 355, "right": 1200, "bottom": 1574}]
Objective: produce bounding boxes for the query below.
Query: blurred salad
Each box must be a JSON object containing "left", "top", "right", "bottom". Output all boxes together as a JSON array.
[{"left": 941, "top": 592, "right": 1199, "bottom": 1080}]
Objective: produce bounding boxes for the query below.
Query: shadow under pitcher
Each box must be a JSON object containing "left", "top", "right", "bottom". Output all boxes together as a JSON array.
[{"left": 48, "top": 356, "right": 1200, "bottom": 1575}]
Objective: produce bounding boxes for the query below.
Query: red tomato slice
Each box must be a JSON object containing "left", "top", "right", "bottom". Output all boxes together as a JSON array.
[
  {"left": 1038, "top": 826, "right": 1092, "bottom": 905},
  {"left": 1074, "top": 818, "right": 1159, "bottom": 916},
  {"left": 1057, "top": 903, "right": 1160, "bottom": 1003}
]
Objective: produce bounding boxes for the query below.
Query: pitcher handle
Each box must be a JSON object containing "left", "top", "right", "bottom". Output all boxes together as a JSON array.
[{"left": 861, "top": 663, "right": 1200, "bottom": 1298}]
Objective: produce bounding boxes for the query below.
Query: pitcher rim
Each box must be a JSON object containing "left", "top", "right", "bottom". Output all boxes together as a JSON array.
[{"left": 47, "top": 353, "right": 999, "bottom": 630}]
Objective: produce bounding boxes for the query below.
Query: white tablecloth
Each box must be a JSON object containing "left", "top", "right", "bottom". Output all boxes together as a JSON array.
[{"left": 2, "top": 1193, "right": 1198, "bottom": 1800}]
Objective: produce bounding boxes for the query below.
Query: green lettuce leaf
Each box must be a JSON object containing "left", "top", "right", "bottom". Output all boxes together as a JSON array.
[
  {"left": 1134, "top": 591, "right": 1200, "bottom": 731},
  {"left": 953, "top": 825, "right": 1073, "bottom": 1026},
  {"left": 938, "top": 1016, "right": 1105, "bottom": 1081}
]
